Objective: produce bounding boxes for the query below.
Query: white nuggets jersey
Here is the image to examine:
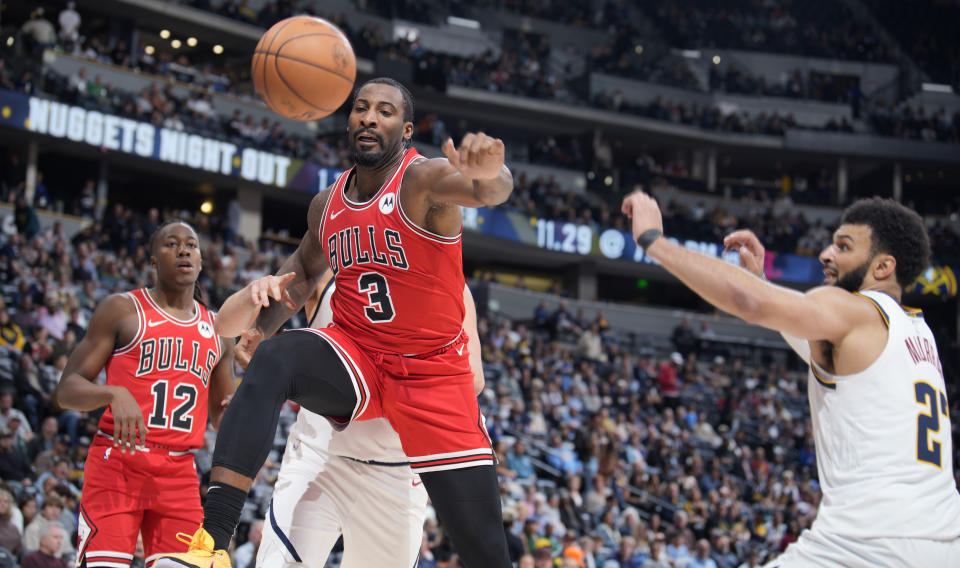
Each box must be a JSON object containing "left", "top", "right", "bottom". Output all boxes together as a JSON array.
[
  {"left": 302, "top": 280, "right": 408, "bottom": 464},
  {"left": 807, "top": 290, "right": 960, "bottom": 539}
]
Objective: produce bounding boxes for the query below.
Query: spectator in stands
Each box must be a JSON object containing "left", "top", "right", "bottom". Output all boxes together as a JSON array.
[
  {"left": 657, "top": 353, "right": 682, "bottom": 409},
  {"left": 0, "top": 392, "right": 31, "bottom": 441},
  {"left": 231, "top": 520, "right": 262, "bottom": 568},
  {"left": 533, "top": 545, "right": 553, "bottom": 568},
  {"left": 23, "top": 494, "right": 67, "bottom": 555},
  {"left": 736, "top": 549, "right": 762, "bottom": 568},
  {"left": 507, "top": 440, "right": 537, "bottom": 483},
  {"left": 0, "top": 488, "right": 21, "bottom": 558},
  {"left": 27, "top": 416, "right": 58, "bottom": 463},
  {"left": 550, "top": 300, "right": 580, "bottom": 340},
  {"left": 58, "top": 2, "right": 81, "bottom": 45},
  {"left": 616, "top": 535, "right": 647, "bottom": 567},
  {"left": 22, "top": 522, "right": 69, "bottom": 568},
  {"left": 33, "top": 434, "right": 70, "bottom": 478},
  {"left": 689, "top": 538, "right": 718, "bottom": 568},
  {"left": 671, "top": 317, "right": 697, "bottom": 356},
  {"left": 14, "top": 194, "right": 40, "bottom": 240},
  {"left": 20, "top": 8, "right": 57, "bottom": 56},
  {"left": 0, "top": 309, "right": 25, "bottom": 352}
]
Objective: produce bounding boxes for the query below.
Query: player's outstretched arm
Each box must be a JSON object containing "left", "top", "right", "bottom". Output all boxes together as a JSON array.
[
  {"left": 215, "top": 273, "right": 297, "bottom": 338},
  {"left": 249, "top": 188, "right": 332, "bottom": 340},
  {"left": 622, "top": 191, "right": 869, "bottom": 343},
  {"left": 418, "top": 133, "right": 513, "bottom": 208},
  {"left": 54, "top": 294, "right": 149, "bottom": 451},
  {"left": 724, "top": 229, "right": 812, "bottom": 363},
  {"left": 463, "top": 284, "right": 485, "bottom": 396},
  {"left": 208, "top": 337, "right": 237, "bottom": 431}
]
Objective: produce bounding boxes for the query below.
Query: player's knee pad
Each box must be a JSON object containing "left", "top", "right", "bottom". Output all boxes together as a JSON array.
[{"left": 243, "top": 335, "right": 297, "bottom": 400}]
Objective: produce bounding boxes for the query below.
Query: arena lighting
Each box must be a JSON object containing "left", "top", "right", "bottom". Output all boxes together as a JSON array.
[
  {"left": 634, "top": 45, "right": 643, "bottom": 55},
  {"left": 679, "top": 49, "right": 701, "bottom": 59},
  {"left": 712, "top": 55, "right": 721, "bottom": 65},
  {"left": 921, "top": 82, "right": 953, "bottom": 94},
  {"left": 159, "top": 29, "right": 170, "bottom": 39},
  {"left": 394, "top": 24, "right": 420, "bottom": 42},
  {"left": 144, "top": 45, "right": 155, "bottom": 55},
  {"left": 186, "top": 37, "right": 198, "bottom": 47},
  {"left": 212, "top": 44, "right": 224, "bottom": 54},
  {"left": 5, "top": 37, "right": 12, "bottom": 47},
  {"left": 446, "top": 16, "right": 479, "bottom": 30},
  {"left": 171, "top": 39, "right": 182, "bottom": 49},
  {"left": 604, "top": 175, "right": 613, "bottom": 186},
  {"left": 200, "top": 201, "right": 213, "bottom": 214}
]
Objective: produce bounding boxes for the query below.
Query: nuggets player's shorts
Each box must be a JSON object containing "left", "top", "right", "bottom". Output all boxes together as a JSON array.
[
  {"left": 296, "top": 325, "right": 494, "bottom": 474},
  {"left": 764, "top": 527, "right": 960, "bottom": 568},
  {"left": 257, "top": 418, "right": 428, "bottom": 568},
  {"left": 77, "top": 436, "right": 202, "bottom": 568}
]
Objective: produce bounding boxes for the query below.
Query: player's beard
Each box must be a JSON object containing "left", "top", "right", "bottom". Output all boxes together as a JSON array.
[
  {"left": 350, "top": 129, "right": 395, "bottom": 167},
  {"left": 836, "top": 257, "right": 872, "bottom": 292}
]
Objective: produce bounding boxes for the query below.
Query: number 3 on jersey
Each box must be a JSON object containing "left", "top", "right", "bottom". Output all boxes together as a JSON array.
[
  {"left": 915, "top": 381, "right": 949, "bottom": 468},
  {"left": 359, "top": 272, "right": 395, "bottom": 323}
]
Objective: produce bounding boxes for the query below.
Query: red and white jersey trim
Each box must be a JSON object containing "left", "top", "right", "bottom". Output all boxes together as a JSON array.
[
  {"left": 114, "top": 293, "right": 146, "bottom": 355},
  {"left": 408, "top": 447, "right": 494, "bottom": 473}
]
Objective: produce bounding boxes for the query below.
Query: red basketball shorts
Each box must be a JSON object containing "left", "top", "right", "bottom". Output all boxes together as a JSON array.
[
  {"left": 299, "top": 325, "right": 494, "bottom": 473},
  {"left": 77, "top": 437, "right": 203, "bottom": 567}
]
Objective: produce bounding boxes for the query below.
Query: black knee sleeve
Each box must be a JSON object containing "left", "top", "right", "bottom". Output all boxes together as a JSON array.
[
  {"left": 420, "top": 465, "right": 511, "bottom": 568},
  {"left": 212, "top": 331, "right": 357, "bottom": 478}
]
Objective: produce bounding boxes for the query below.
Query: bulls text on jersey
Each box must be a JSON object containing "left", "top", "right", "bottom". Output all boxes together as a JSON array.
[
  {"left": 135, "top": 337, "right": 218, "bottom": 387},
  {"left": 327, "top": 226, "right": 409, "bottom": 276}
]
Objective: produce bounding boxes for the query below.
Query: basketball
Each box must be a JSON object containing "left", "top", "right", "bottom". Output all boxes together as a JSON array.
[{"left": 252, "top": 16, "right": 356, "bottom": 121}]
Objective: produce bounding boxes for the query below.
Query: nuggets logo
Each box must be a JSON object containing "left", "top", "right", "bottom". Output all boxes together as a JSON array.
[
  {"left": 379, "top": 193, "right": 396, "bottom": 215},
  {"left": 909, "top": 266, "right": 957, "bottom": 298},
  {"left": 198, "top": 321, "right": 214, "bottom": 339}
]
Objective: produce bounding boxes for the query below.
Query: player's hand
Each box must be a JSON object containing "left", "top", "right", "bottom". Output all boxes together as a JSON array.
[
  {"left": 235, "top": 328, "right": 265, "bottom": 371},
  {"left": 620, "top": 191, "right": 664, "bottom": 243},
  {"left": 441, "top": 133, "right": 505, "bottom": 180},
  {"left": 248, "top": 273, "right": 297, "bottom": 309},
  {"left": 723, "top": 229, "right": 766, "bottom": 278},
  {"left": 108, "top": 386, "right": 148, "bottom": 454}
]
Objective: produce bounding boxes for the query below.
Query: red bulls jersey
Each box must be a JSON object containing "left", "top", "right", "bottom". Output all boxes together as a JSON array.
[
  {"left": 100, "top": 289, "right": 221, "bottom": 450},
  {"left": 321, "top": 148, "right": 465, "bottom": 355}
]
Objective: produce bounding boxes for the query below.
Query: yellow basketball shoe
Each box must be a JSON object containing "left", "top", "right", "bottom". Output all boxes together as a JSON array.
[{"left": 153, "top": 526, "right": 231, "bottom": 568}]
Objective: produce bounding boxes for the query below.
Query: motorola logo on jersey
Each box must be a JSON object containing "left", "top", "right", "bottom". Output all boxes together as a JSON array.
[
  {"left": 197, "top": 320, "right": 214, "bottom": 339},
  {"left": 379, "top": 193, "right": 396, "bottom": 214},
  {"left": 135, "top": 337, "right": 218, "bottom": 386},
  {"left": 327, "top": 226, "right": 409, "bottom": 276}
]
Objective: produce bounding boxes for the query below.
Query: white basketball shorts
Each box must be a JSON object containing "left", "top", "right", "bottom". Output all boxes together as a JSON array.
[
  {"left": 257, "top": 423, "right": 428, "bottom": 568},
  {"left": 764, "top": 526, "right": 960, "bottom": 568}
]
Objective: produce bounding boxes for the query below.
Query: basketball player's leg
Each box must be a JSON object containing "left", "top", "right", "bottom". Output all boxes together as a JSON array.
[
  {"left": 77, "top": 442, "right": 145, "bottom": 568},
  {"left": 257, "top": 427, "right": 350, "bottom": 568},
  {"left": 172, "top": 329, "right": 370, "bottom": 561},
  {"left": 339, "top": 461, "right": 428, "bottom": 568},
  {"left": 141, "top": 456, "right": 204, "bottom": 566},
  {"left": 419, "top": 465, "right": 510, "bottom": 568},
  {"left": 379, "top": 335, "right": 509, "bottom": 568}
]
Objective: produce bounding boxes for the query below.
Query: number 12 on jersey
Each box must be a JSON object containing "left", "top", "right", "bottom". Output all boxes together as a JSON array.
[
  {"left": 149, "top": 380, "right": 198, "bottom": 433},
  {"left": 915, "top": 381, "right": 949, "bottom": 468}
]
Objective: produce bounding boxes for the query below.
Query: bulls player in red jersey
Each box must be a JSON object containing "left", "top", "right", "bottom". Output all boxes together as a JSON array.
[
  {"left": 54, "top": 220, "right": 236, "bottom": 568},
  {"left": 157, "top": 77, "right": 514, "bottom": 568}
]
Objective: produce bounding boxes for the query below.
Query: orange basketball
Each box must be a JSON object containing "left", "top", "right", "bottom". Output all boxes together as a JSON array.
[{"left": 252, "top": 16, "right": 356, "bottom": 121}]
